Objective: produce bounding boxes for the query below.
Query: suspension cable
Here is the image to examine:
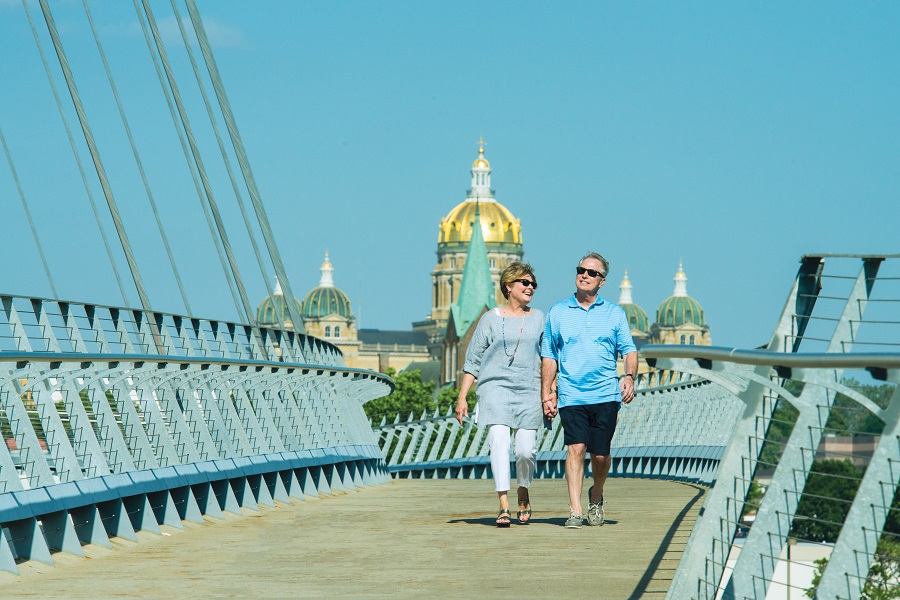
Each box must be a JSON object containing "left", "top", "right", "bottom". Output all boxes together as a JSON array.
[
  {"left": 0, "top": 125, "right": 59, "bottom": 298},
  {"left": 21, "top": 0, "right": 130, "bottom": 306},
  {"left": 139, "top": 0, "right": 269, "bottom": 357},
  {"left": 131, "top": 0, "right": 244, "bottom": 322},
  {"left": 80, "top": 0, "right": 193, "bottom": 316},
  {"left": 168, "top": 0, "right": 283, "bottom": 330},
  {"left": 185, "top": 0, "right": 307, "bottom": 336},
  {"left": 36, "top": 0, "right": 156, "bottom": 323}
]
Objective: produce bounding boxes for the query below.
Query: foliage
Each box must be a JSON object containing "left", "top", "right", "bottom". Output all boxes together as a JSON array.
[
  {"left": 824, "top": 379, "right": 895, "bottom": 437},
  {"left": 758, "top": 400, "right": 799, "bottom": 468},
  {"left": 806, "top": 537, "right": 900, "bottom": 599},
  {"left": 364, "top": 368, "right": 475, "bottom": 422},
  {"left": 792, "top": 459, "right": 862, "bottom": 543},
  {"left": 364, "top": 368, "right": 436, "bottom": 422},
  {"left": 741, "top": 480, "right": 764, "bottom": 520}
]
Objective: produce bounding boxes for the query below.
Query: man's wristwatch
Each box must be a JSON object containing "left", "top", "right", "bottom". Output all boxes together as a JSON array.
[{"left": 622, "top": 373, "right": 635, "bottom": 380}]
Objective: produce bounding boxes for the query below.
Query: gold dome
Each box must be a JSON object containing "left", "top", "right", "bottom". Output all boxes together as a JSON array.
[{"left": 438, "top": 201, "right": 522, "bottom": 246}]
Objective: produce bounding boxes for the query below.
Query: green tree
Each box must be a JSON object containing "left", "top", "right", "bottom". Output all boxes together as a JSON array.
[
  {"left": 792, "top": 459, "right": 862, "bottom": 543},
  {"left": 806, "top": 537, "right": 900, "bottom": 599},
  {"left": 364, "top": 368, "right": 436, "bottom": 422},
  {"left": 364, "top": 368, "right": 475, "bottom": 422}
]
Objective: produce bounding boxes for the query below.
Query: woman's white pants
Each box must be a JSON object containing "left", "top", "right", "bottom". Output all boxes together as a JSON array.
[{"left": 487, "top": 425, "right": 538, "bottom": 492}]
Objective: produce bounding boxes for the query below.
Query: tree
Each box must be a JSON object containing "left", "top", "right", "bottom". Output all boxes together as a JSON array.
[
  {"left": 806, "top": 537, "right": 900, "bottom": 599},
  {"left": 364, "top": 368, "right": 436, "bottom": 422},
  {"left": 792, "top": 459, "right": 862, "bottom": 543},
  {"left": 363, "top": 369, "right": 476, "bottom": 422}
]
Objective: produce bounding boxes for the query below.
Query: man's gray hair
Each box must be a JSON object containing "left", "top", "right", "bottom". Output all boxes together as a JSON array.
[{"left": 580, "top": 252, "right": 609, "bottom": 277}]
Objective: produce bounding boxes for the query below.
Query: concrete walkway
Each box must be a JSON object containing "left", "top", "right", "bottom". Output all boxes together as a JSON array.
[{"left": 4, "top": 478, "right": 704, "bottom": 599}]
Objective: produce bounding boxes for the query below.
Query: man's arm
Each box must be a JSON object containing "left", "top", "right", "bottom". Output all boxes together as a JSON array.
[
  {"left": 619, "top": 351, "right": 638, "bottom": 404},
  {"left": 541, "top": 357, "right": 558, "bottom": 417}
]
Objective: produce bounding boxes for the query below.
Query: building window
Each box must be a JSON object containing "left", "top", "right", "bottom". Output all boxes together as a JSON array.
[
  {"left": 334, "top": 326, "right": 341, "bottom": 337},
  {"left": 450, "top": 258, "right": 456, "bottom": 269},
  {"left": 685, "top": 309, "right": 693, "bottom": 322},
  {"left": 680, "top": 335, "right": 686, "bottom": 344},
  {"left": 325, "top": 326, "right": 331, "bottom": 338},
  {"left": 490, "top": 258, "right": 496, "bottom": 269},
  {"left": 690, "top": 335, "right": 695, "bottom": 345}
]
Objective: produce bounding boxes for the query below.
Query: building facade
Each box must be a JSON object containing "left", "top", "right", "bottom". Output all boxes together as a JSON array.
[{"left": 413, "top": 141, "right": 524, "bottom": 358}]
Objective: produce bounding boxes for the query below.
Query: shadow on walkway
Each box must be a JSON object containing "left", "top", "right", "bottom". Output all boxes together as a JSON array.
[{"left": 627, "top": 483, "right": 707, "bottom": 599}]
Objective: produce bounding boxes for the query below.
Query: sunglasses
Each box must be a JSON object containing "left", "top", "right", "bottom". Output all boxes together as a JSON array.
[
  {"left": 576, "top": 266, "right": 605, "bottom": 278},
  {"left": 513, "top": 279, "right": 538, "bottom": 289}
]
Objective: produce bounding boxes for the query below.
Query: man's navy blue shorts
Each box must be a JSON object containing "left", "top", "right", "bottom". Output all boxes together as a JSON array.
[{"left": 559, "top": 402, "right": 619, "bottom": 456}]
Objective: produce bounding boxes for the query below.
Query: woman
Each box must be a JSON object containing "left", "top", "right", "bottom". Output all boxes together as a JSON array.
[{"left": 456, "top": 262, "right": 544, "bottom": 527}]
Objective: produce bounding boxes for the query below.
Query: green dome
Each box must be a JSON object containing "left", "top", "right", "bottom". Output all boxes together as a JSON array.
[
  {"left": 622, "top": 303, "right": 650, "bottom": 333},
  {"left": 656, "top": 296, "right": 706, "bottom": 327},
  {"left": 257, "top": 293, "right": 304, "bottom": 331},
  {"left": 301, "top": 286, "right": 352, "bottom": 319}
]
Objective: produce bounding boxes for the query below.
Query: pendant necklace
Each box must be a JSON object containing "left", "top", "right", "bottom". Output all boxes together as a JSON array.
[{"left": 501, "top": 306, "right": 525, "bottom": 365}]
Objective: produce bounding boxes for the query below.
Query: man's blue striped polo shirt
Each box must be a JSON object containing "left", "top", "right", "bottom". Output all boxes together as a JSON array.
[{"left": 541, "top": 293, "right": 637, "bottom": 407}]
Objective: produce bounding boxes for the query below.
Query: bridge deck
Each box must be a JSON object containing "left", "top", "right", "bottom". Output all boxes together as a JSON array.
[{"left": 4, "top": 479, "right": 704, "bottom": 599}]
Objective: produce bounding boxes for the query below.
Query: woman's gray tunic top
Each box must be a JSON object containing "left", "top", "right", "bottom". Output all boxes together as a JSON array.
[{"left": 463, "top": 307, "right": 545, "bottom": 430}]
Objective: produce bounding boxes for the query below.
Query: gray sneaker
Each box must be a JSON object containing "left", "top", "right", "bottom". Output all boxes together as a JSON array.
[
  {"left": 565, "top": 513, "right": 583, "bottom": 528},
  {"left": 587, "top": 485, "right": 604, "bottom": 526}
]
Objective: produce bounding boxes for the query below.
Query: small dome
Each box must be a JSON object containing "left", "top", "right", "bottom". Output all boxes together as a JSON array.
[
  {"left": 300, "top": 251, "right": 353, "bottom": 319},
  {"left": 623, "top": 303, "right": 651, "bottom": 333},
  {"left": 257, "top": 281, "right": 303, "bottom": 331},
  {"left": 301, "top": 286, "right": 353, "bottom": 319},
  {"left": 655, "top": 261, "right": 706, "bottom": 327},
  {"left": 618, "top": 270, "right": 649, "bottom": 333},
  {"left": 656, "top": 296, "right": 705, "bottom": 327}
]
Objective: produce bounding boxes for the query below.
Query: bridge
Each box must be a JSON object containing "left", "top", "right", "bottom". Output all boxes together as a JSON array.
[{"left": 1, "top": 3, "right": 898, "bottom": 599}]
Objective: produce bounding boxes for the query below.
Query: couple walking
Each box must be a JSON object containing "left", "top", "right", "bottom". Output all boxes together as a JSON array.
[{"left": 455, "top": 252, "right": 638, "bottom": 528}]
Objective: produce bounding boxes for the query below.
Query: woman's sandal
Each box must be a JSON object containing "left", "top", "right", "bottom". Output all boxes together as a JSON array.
[
  {"left": 517, "top": 495, "right": 532, "bottom": 524},
  {"left": 496, "top": 508, "right": 511, "bottom": 528}
]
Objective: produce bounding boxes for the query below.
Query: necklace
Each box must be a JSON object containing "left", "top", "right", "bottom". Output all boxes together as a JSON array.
[{"left": 501, "top": 308, "right": 525, "bottom": 364}]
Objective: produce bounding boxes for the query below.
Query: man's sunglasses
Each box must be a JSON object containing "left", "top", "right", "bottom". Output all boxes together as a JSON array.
[
  {"left": 576, "top": 267, "right": 605, "bottom": 279},
  {"left": 513, "top": 279, "right": 537, "bottom": 289}
]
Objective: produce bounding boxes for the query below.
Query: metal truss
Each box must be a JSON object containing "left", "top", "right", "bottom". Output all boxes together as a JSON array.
[
  {"left": 644, "top": 254, "right": 900, "bottom": 600},
  {"left": 0, "top": 294, "right": 393, "bottom": 574}
]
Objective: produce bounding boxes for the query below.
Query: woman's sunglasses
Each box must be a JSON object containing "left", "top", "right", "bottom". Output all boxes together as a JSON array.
[{"left": 513, "top": 279, "right": 537, "bottom": 289}]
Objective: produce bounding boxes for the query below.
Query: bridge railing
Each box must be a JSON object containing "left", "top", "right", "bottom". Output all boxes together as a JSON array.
[
  {"left": 647, "top": 254, "right": 900, "bottom": 600},
  {"left": 374, "top": 368, "right": 740, "bottom": 484},
  {"left": 0, "top": 294, "right": 393, "bottom": 575}
]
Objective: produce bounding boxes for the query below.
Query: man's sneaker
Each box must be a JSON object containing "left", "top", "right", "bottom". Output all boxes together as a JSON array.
[
  {"left": 565, "top": 513, "right": 583, "bottom": 529},
  {"left": 587, "top": 485, "right": 604, "bottom": 526}
]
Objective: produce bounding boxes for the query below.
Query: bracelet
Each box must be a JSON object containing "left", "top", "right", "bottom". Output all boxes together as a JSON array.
[{"left": 622, "top": 373, "right": 635, "bottom": 380}]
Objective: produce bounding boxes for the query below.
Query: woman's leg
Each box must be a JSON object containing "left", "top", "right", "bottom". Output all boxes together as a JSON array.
[
  {"left": 514, "top": 428, "right": 538, "bottom": 489},
  {"left": 488, "top": 424, "right": 512, "bottom": 493},
  {"left": 488, "top": 425, "right": 512, "bottom": 526}
]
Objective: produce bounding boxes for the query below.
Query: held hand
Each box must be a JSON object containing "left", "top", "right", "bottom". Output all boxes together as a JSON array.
[
  {"left": 542, "top": 391, "right": 558, "bottom": 418},
  {"left": 620, "top": 377, "right": 635, "bottom": 404},
  {"left": 455, "top": 397, "right": 469, "bottom": 425}
]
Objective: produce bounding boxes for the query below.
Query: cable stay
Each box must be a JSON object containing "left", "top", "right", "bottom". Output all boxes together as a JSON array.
[{"left": 21, "top": 0, "right": 130, "bottom": 307}]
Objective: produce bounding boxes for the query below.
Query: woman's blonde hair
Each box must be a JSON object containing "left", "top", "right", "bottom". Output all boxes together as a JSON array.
[{"left": 499, "top": 262, "right": 537, "bottom": 299}]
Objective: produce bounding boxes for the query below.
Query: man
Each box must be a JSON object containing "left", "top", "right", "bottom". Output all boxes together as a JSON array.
[{"left": 541, "top": 252, "right": 638, "bottom": 529}]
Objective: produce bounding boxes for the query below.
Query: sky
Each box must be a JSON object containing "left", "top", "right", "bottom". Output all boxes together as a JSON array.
[{"left": 0, "top": 1, "right": 898, "bottom": 350}]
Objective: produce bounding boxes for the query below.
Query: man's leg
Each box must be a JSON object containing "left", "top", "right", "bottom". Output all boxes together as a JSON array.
[
  {"left": 565, "top": 443, "right": 587, "bottom": 515},
  {"left": 589, "top": 453, "right": 611, "bottom": 504}
]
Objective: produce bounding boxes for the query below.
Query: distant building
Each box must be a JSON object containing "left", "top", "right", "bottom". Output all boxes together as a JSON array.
[
  {"left": 441, "top": 201, "right": 496, "bottom": 385},
  {"left": 413, "top": 140, "right": 524, "bottom": 359},
  {"left": 256, "top": 252, "right": 431, "bottom": 372},
  {"left": 650, "top": 261, "right": 712, "bottom": 346}
]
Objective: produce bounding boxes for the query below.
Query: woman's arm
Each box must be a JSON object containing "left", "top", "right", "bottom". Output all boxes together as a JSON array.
[{"left": 455, "top": 372, "right": 476, "bottom": 425}]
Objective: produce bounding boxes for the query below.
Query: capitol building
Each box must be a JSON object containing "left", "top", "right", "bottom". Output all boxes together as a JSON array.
[{"left": 255, "top": 141, "right": 711, "bottom": 384}]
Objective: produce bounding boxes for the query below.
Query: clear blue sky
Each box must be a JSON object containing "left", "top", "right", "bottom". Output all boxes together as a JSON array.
[{"left": 1, "top": 1, "right": 898, "bottom": 349}]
